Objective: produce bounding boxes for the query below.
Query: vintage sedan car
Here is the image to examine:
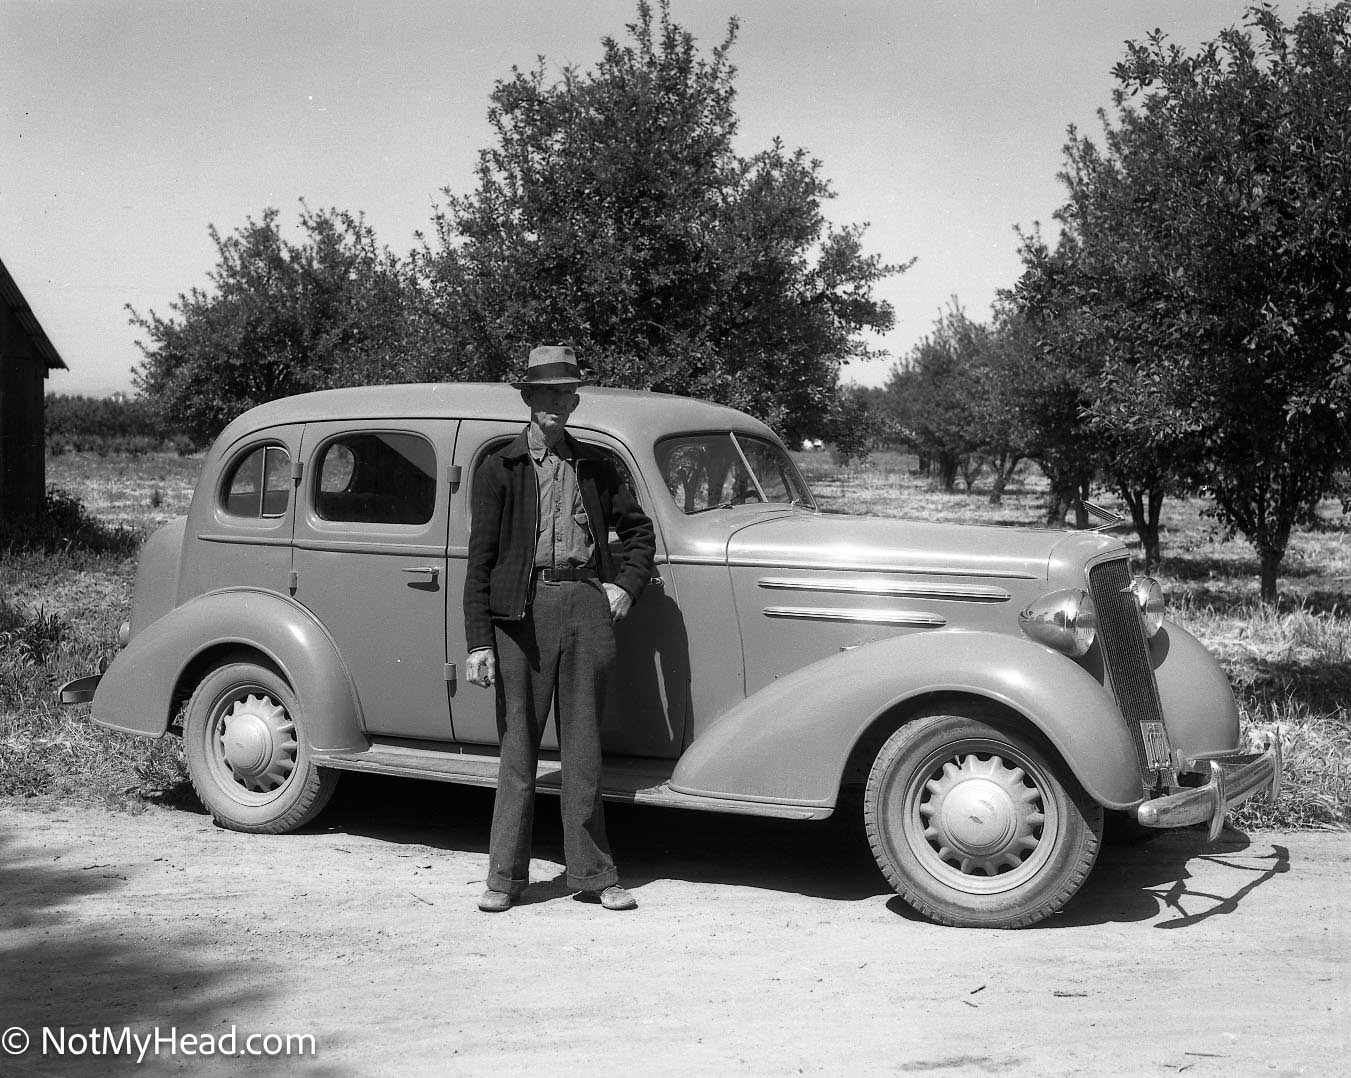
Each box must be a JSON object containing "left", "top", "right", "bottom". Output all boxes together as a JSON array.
[{"left": 61, "top": 383, "right": 1281, "bottom": 927}]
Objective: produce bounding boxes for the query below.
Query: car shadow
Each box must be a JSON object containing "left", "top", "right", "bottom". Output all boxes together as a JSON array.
[
  {"left": 1046, "top": 827, "right": 1290, "bottom": 929},
  {"left": 316, "top": 776, "right": 1290, "bottom": 926},
  {"left": 321, "top": 773, "right": 885, "bottom": 901}
]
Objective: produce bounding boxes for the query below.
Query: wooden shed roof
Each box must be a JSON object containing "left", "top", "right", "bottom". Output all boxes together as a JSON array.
[{"left": 0, "top": 253, "right": 68, "bottom": 371}]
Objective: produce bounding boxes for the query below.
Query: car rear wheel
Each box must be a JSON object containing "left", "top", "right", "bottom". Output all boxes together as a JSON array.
[
  {"left": 864, "top": 711, "right": 1103, "bottom": 928},
  {"left": 183, "top": 661, "right": 338, "bottom": 834}
]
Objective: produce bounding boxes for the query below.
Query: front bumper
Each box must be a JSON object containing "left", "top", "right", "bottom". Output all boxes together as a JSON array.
[{"left": 1136, "top": 733, "right": 1283, "bottom": 841}]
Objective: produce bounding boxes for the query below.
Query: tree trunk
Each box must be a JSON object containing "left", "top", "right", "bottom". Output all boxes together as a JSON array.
[
  {"left": 935, "top": 451, "right": 959, "bottom": 492},
  {"left": 988, "top": 454, "right": 1022, "bottom": 506},
  {"left": 1121, "top": 484, "right": 1165, "bottom": 572},
  {"left": 958, "top": 455, "right": 983, "bottom": 493},
  {"left": 989, "top": 472, "right": 1007, "bottom": 506},
  {"left": 1259, "top": 547, "right": 1283, "bottom": 605}
]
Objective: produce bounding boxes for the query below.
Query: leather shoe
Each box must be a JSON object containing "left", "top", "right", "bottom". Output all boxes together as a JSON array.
[
  {"left": 598, "top": 884, "right": 637, "bottom": 911},
  {"left": 477, "top": 889, "right": 514, "bottom": 912}
]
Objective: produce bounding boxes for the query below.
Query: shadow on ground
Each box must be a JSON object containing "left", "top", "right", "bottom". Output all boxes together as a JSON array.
[
  {"left": 1043, "top": 828, "right": 1289, "bottom": 929},
  {"left": 0, "top": 823, "right": 345, "bottom": 1077},
  {"left": 317, "top": 774, "right": 1288, "bottom": 929}
]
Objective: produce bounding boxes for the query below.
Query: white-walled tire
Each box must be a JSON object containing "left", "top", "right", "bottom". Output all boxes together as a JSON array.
[
  {"left": 183, "top": 661, "right": 338, "bottom": 834},
  {"left": 864, "top": 711, "right": 1103, "bottom": 928}
]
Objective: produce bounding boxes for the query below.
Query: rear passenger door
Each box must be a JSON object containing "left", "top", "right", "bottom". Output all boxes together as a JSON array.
[{"left": 291, "top": 420, "right": 459, "bottom": 741}]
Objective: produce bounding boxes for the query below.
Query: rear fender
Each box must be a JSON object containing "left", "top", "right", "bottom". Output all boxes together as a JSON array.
[
  {"left": 91, "top": 588, "right": 367, "bottom": 753},
  {"left": 670, "top": 630, "right": 1143, "bottom": 811}
]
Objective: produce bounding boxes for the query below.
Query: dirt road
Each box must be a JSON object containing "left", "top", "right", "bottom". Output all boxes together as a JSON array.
[{"left": 3, "top": 776, "right": 1348, "bottom": 1076}]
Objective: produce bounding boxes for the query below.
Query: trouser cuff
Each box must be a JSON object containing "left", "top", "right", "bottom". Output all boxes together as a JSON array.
[
  {"left": 568, "top": 867, "right": 619, "bottom": 893},
  {"left": 487, "top": 873, "right": 528, "bottom": 897}
]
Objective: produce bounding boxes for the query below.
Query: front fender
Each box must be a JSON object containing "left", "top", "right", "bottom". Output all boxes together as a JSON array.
[
  {"left": 91, "top": 588, "right": 367, "bottom": 754},
  {"left": 670, "top": 630, "right": 1144, "bottom": 811},
  {"left": 1151, "top": 618, "right": 1241, "bottom": 757}
]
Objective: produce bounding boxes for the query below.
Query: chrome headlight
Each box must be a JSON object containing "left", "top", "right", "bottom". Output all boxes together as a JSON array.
[
  {"left": 1019, "top": 589, "right": 1097, "bottom": 657},
  {"left": 1129, "top": 575, "right": 1165, "bottom": 637}
]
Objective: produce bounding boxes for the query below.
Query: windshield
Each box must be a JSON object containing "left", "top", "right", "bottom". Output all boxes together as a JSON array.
[{"left": 655, "top": 433, "right": 817, "bottom": 514}]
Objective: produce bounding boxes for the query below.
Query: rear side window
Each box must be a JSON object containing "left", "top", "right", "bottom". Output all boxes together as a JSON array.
[
  {"left": 223, "top": 445, "right": 291, "bottom": 518},
  {"left": 314, "top": 432, "right": 436, "bottom": 525}
]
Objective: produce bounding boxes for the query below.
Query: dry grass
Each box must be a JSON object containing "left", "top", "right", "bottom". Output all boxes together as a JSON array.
[
  {"left": 1, "top": 456, "right": 201, "bottom": 807},
  {"left": 4, "top": 449, "right": 1346, "bottom": 832}
]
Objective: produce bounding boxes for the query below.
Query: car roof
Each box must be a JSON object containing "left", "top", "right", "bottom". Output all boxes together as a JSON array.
[{"left": 216, "top": 383, "right": 778, "bottom": 448}]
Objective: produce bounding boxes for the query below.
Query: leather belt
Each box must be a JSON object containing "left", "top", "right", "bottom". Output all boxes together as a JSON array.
[{"left": 535, "top": 566, "right": 598, "bottom": 582}]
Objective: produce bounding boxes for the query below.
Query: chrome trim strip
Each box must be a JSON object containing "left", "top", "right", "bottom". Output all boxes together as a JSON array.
[
  {"left": 732, "top": 557, "right": 1038, "bottom": 579},
  {"left": 197, "top": 533, "right": 293, "bottom": 548},
  {"left": 763, "top": 606, "right": 946, "bottom": 627},
  {"left": 292, "top": 539, "right": 447, "bottom": 557},
  {"left": 757, "top": 576, "right": 1011, "bottom": 603},
  {"left": 666, "top": 554, "right": 729, "bottom": 566}
]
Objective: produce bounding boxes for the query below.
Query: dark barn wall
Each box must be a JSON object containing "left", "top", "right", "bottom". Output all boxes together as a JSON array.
[{"left": 0, "top": 300, "right": 49, "bottom": 521}]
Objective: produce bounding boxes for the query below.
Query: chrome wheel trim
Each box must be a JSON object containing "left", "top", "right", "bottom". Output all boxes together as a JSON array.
[
  {"left": 892, "top": 737, "right": 1061, "bottom": 896},
  {"left": 206, "top": 688, "right": 299, "bottom": 802}
]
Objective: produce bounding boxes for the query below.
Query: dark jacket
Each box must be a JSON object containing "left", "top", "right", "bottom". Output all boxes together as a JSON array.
[{"left": 463, "top": 427, "right": 656, "bottom": 652}]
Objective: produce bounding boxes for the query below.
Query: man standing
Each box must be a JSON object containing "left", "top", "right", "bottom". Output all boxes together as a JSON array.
[{"left": 464, "top": 345, "right": 655, "bottom": 912}]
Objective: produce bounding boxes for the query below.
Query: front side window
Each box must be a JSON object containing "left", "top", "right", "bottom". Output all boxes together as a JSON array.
[
  {"left": 655, "top": 433, "right": 815, "bottom": 514},
  {"left": 314, "top": 432, "right": 436, "bottom": 525},
  {"left": 223, "top": 444, "right": 291, "bottom": 518}
]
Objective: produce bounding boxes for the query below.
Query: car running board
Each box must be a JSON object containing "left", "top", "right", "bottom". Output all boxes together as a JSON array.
[{"left": 318, "top": 741, "right": 830, "bottom": 820}]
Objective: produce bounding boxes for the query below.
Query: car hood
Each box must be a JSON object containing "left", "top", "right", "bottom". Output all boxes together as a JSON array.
[{"left": 723, "top": 511, "right": 1119, "bottom": 582}]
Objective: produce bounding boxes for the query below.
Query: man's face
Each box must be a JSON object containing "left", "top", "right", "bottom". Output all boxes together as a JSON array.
[{"left": 523, "top": 385, "right": 580, "bottom": 442}]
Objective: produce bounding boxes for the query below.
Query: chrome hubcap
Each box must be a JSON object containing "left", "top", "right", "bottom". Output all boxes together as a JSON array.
[
  {"left": 903, "top": 744, "right": 1059, "bottom": 895},
  {"left": 923, "top": 756, "right": 1042, "bottom": 874},
  {"left": 214, "top": 693, "right": 297, "bottom": 793}
]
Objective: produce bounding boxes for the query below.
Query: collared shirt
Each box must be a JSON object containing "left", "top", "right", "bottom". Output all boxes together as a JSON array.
[{"left": 527, "top": 424, "right": 595, "bottom": 571}]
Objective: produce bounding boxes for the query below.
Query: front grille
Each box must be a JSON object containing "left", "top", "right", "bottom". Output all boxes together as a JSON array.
[{"left": 1089, "top": 558, "right": 1166, "bottom": 779}]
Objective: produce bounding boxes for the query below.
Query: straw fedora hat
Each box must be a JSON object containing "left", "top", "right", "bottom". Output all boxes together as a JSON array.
[{"left": 511, "top": 345, "right": 583, "bottom": 389}]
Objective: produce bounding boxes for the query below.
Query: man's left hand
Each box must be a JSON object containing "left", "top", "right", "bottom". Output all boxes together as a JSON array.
[{"left": 603, "top": 583, "right": 633, "bottom": 621}]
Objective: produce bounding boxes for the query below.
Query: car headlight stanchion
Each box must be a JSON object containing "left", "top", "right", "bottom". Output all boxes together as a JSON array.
[{"left": 1019, "top": 589, "right": 1098, "bottom": 657}]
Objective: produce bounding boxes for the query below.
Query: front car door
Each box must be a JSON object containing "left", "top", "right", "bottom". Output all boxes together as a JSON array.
[{"left": 445, "top": 419, "right": 688, "bottom": 758}]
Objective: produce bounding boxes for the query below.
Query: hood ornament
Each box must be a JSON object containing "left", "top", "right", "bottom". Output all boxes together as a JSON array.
[{"left": 1082, "top": 500, "right": 1125, "bottom": 533}]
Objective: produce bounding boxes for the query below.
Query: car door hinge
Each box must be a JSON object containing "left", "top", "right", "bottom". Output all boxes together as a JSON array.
[
  {"left": 287, "top": 570, "right": 299, "bottom": 593},
  {"left": 446, "top": 464, "right": 462, "bottom": 493},
  {"left": 443, "top": 662, "right": 457, "bottom": 682},
  {"left": 290, "top": 460, "right": 303, "bottom": 483}
]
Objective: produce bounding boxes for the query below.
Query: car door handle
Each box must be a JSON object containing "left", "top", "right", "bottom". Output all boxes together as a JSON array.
[{"left": 402, "top": 566, "right": 440, "bottom": 581}]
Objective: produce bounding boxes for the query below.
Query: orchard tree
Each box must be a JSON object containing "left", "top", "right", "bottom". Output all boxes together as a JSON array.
[
  {"left": 966, "top": 311, "right": 1039, "bottom": 507},
  {"left": 885, "top": 302, "right": 985, "bottom": 491},
  {"left": 132, "top": 205, "right": 434, "bottom": 444},
  {"left": 1044, "top": 3, "right": 1351, "bottom": 600},
  {"left": 1000, "top": 237, "right": 1108, "bottom": 528},
  {"left": 419, "top": 0, "right": 904, "bottom": 440}
]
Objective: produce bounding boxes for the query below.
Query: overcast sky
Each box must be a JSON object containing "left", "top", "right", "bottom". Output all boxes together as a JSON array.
[{"left": 2, "top": 0, "right": 1282, "bottom": 397}]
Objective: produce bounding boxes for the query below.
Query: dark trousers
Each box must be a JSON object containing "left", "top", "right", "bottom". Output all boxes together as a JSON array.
[{"left": 488, "top": 579, "right": 619, "bottom": 894}]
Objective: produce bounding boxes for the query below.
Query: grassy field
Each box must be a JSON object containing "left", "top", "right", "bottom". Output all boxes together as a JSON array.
[{"left": 2, "top": 449, "right": 1347, "bottom": 831}]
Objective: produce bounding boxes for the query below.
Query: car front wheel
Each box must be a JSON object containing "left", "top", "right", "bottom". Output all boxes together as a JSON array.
[
  {"left": 183, "top": 661, "right": 338, "bottom": 834},
  {"left": 864, "top": 711, "right": 1103, "bottom": 928}
]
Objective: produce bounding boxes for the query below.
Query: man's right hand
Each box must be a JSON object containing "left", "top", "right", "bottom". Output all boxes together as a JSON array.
[{"left": 466, "top": 648, "right": 497, "bottom": 688}]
